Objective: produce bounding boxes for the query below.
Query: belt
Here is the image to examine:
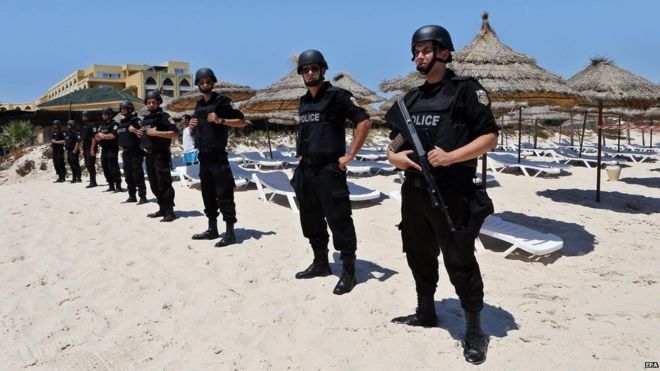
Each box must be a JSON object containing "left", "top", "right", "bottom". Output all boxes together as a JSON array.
[{"left": 301, "top": 155, "right": 340, "bottom": 165}]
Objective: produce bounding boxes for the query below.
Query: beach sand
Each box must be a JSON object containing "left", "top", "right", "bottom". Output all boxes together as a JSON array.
[{"left": 0, "top": 139, "right": 658, "bottom": 370}]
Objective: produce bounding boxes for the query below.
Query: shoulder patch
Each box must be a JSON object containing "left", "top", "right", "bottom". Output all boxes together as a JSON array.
[
  {"left": 476, "top": 90, "right": 490, "bottom": 106},
  {"left": 349, "top": 96, "right": 359, "bottom": 106}
]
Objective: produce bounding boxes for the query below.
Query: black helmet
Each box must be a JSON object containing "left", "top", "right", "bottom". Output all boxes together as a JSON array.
[
  {"left": 101, "top": 107, "right": 114, "bottom": 116},
  {"left": 66, "top": 119, "right": 76, "bottom": 126},
  {"left": 119, "top": 101, "right": 135, "bottom": 112},
  {"left": 52, "top": 120, "right": 61, "bottom": 126},
  {"left": 411, "top": 25, "right": 455, "bottom": 55},
  {"left": 297, "top": 49, "right": 328, "bottom": 74},
  {"left": 194, "top": 68, "right": 218, "bottom": 85},
  {"left": 144, "top": 91, "right": 163, "bottom": 104},
  {"left": 81, "top": 110, "right": 91, "bottom": 118}
]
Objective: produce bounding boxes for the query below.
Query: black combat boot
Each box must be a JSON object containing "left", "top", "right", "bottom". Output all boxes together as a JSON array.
[
  {"left": 136, "top": 196, "right": 148, "bottom": 205},
  {"left": 193, "top": 219, "right": 219, "bottom": 240},
  {"left": 462, "top": 310, "right": 489, "bottom": 365},
  {"left": 114, "top": 181, "right": 124, "bottom": 193},
  {"left": 147, "top": 207, "right": 165, "bottom": 218},
  {"left": 295, "top": 249, "right": 331, "bottom": 279},
  {"left": 391, "top": 295, "right": 437, "bottom": 327},
  {"left": 160, "top": 208, "right": 177, "bottom": 222},
  {"left": 55, "top": 176, "right": 65, "bottom": 183},
  {"left": 86, "top": 179, "right": 97, "bottom": 188},
  {"left": 214, "top": 223, "right": 236, "bottom": 247},
  {"left": 125, "top": 194, "right": 137, "bottom": 203},
  {"left": 333, "top": 257, "right": 357, "bottom": 295},
  {"left": 105, "top": 183, "right": 116, "bottom": 192},
  {"left": 70, "top": 177, "right": 77, "bottom": 184}
]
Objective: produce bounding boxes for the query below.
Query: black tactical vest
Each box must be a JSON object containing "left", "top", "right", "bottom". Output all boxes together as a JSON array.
[
  {"left": 51, "top": 129, "right": 65, "bottom": 149},
  {"left": 193, "top": 94, "right": 228, "bottom": 151},
  {"left": 405, "top": 78, "right": 476, "bottom": 167},
  {"left": 97, "top": 121, "right": 118, "bottom": 149},
  {"left": 116, "top": 115, "right": 141, "bottom": 148},
  {"left": 140, "top": 110, "right": 172, "bottom": 151},
  {"left": 64, "top": 130, "right": 79, "bottom": 151},
  {"left": 79, "top": 122, "right": 97, "bottom": 144},
  {"left": 297, "top": 86, "right": 346, "bottom": 156}
]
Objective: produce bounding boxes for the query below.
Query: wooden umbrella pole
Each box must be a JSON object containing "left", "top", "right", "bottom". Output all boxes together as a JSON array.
[
  {"left": 570, "top": 111, "right": 574, "bottom": 146},
  {"left": 650, "top": 118, "right": 654, "bottom": 148},
  {"left": 517, "top": 107, "right": 522, "bottom": 163},
  {"left": 617, "top": 115, "right": 621, "bottom": 152},
  {"left": 533, "top": 118, "right": 538, "bottom": 149},
  {"left": 596, "top": 101, "right": 603, "bottom": 202},
  {"left": 579, "top": 111, "right": 588, "bottom": 157}
]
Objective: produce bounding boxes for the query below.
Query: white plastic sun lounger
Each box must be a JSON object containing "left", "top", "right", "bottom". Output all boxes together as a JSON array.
[
  {"left": 487, "top": 152, "right": 570, "bottom": 177},
  {"left": 267, "top": 150, "right": 300, "bottom": 166},
  {"left": 388, "top": 192, "right": 563, "bottom": 258},
  {"left": 241, "top": 151, "right": 284, "bottom": 169},
  {"left": 548, "top": 148, "right": 617, "bottom": 168},
  {"left": 477, "top": 216, "right": 563, "bottom": 257},
  {"left": 252, "top": 171, "right": 380, "bottom": 212},
  {"left": 601, "top": 147, "right": 656, "bottom": 163},
  {"left": 346, "top": 160, "right": 396, "bottom": 175},
  {"left": 176, "top": 164, "right": 248, "bottom": 189}
]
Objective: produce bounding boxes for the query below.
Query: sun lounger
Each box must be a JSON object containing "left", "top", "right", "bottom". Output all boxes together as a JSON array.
[
  {"left": 241, "top": 151, "right": 284, "bottom": 169},
  {"left": 252, "top": 171, "right": 380, "bottom": 212},
  {"left": 227, "top": 151, "right": 243, "bottom": 163},
  {"left": 229, "top": 162, "right": 257, "bottom": 184},
  {"left": 487, "top": 152, "right": 571, "bottom": 177},
  {"left": 176, "top": 164, "right": 248, "bottom": 189},
  {"left": 548, "top": 148, "right": 616, "bottom": 168},
  {"left": 355, "top": 149, "right": 386, "bottom": 161},
  {"left": 477, "top": 216, "right": 563, "bottom": 257},
  {"left": 601, "top": 146, "right": 656, "bottom": 163},
  {"left": 267, "top": 150, "right": 300, "bottom": 166},
  {"left": 346, "top": 160, "right": 396, "bottom": 175}
]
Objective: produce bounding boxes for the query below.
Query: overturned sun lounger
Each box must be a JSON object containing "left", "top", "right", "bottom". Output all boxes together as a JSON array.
[
  {"left": 176, "top": 164, "right": 248, "bottom": 189},
  {"left": 477, "top": 216, "right": 563, "bottom": 257}
]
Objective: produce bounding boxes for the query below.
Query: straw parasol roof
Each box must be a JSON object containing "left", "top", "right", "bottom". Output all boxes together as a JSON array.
[
  {"left": 163, "top": 80, "right": 257, "bottom": 113},
  {"left": 331, "top": 72, "right": 384, "bottom": 105},
  {"left": 567, "top": 58, "right": 660, "bottom": 109},
  {"left": 380, "top": 12, "right": 581, "bottom": 109}
]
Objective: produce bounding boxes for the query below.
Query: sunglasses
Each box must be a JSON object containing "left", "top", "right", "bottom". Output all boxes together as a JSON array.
[{"left": 301, "top": 65, "right": 320, "bottom": 74}]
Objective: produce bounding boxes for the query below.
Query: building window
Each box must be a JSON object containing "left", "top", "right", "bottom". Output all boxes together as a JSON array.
[
  {"left": 94, "top": 72, "right": 121, "bottom": 79},
  {"left": 179, "top": 78, "right": 191, "bottom": 94},
  {"left": 162, "top": 78, "right": 174, "bottom": 97},
  {"left": 175, "top": 68, "right": 186, "bottom": 75}
]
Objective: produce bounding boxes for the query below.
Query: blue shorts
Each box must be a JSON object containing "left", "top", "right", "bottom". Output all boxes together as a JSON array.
[{"left": 184, "top": 151, "right": 198, "bottom": 165}]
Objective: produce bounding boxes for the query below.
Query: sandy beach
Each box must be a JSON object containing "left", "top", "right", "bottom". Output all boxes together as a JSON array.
[{"left": 0, "top": 138, "right": 658, "bottom": 370}]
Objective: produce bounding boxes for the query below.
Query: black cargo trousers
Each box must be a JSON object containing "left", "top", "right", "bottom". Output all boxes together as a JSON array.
[{"left": 399, "top": 172, "right": 484, "bottom": 312}]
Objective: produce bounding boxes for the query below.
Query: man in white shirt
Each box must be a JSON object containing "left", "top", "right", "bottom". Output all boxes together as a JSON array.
[{"left": 181, "top": 114, "right": 198, "bottom": 165}]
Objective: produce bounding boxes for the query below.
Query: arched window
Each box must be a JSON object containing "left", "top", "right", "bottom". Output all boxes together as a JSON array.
[
  {"left": 162, "top": 78, "right": 174, "bottom": 97},
  {"left": 179, "top": 78, "right": 191, "bottom": 95}
]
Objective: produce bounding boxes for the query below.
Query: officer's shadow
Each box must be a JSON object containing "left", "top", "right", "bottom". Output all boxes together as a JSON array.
[
  {"left": 175, "top": 210, "right": 204, "bottom": 218},
  {"left": 434, "top": 298, "right": 518, "bottom": 340},
  {"left": 330, "top": 252, "right": 398, "bottom": 283},
  {"left": 233, "top": 228, "right": 276, "bottom": 244}
]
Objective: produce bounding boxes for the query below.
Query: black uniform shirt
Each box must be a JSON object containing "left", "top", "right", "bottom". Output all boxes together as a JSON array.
[
  {"left": 116, "top": 114, "right": 141, "bottom": 148},
  {"left": 193, "top": 92, "right": 244, "bottom": 151},
  {"left": 97, "top": 121, "right": 119, "bottom": 149},
  {"left": 51, "top": 129, "right": 65, "bottom": 149},
  {"left": 388, "top": 68, "right": 498, "bottom": 169},
  {"left": 139, "top": 108, "right": 178, "bottom": 151},
  {"left": 297, "top": 81, "right": 369, "bottom": 156},
  {"left": 64, "top": 130, "right": 81, "bottom": 151},
  {"left": 79, "top": 121, "right": 98, "bottom": 144}
]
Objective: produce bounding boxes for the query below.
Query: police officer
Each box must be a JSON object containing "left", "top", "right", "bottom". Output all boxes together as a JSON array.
[
  {"left": 116, "top": 101, "right": 148, "bottom": 204},
  {"left": 137, "top": 91, "right": 178, "bottom": 222},
  {"left": 291, "top": 50, "right": 372, "bottom": 295},
  {"left": 50, "top": 120, "right": 66, "bottom": 183},
  {"left": 386, "top": 25, "right": 498, "bottom": 364},
  {"left": 93, "top": 107, "right": 123, "bottom": 192},
  {"left": 189, "top": 68, "right": 247, "bottom": 247},
  {"left": 64, "top": 120, "right": 82, "bottom": 183},
  {"left": 79, "top": 111, "right": 98, "bottom": 188}
]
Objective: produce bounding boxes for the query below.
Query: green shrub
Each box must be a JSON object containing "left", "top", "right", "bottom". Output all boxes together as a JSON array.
[{"left": 0, "top": 120, "right": 39, "bottom": 150}]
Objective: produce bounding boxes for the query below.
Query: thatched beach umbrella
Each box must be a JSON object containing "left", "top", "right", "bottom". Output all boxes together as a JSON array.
[
  {"left": 163, "top": 80, "right": 256, "bottom": 113},
  {"left": 332, "top": 72, "right": 384, "bottom": 105},
  {"left": 568, "top": 57, "right": 660, "bottom": 201}
]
